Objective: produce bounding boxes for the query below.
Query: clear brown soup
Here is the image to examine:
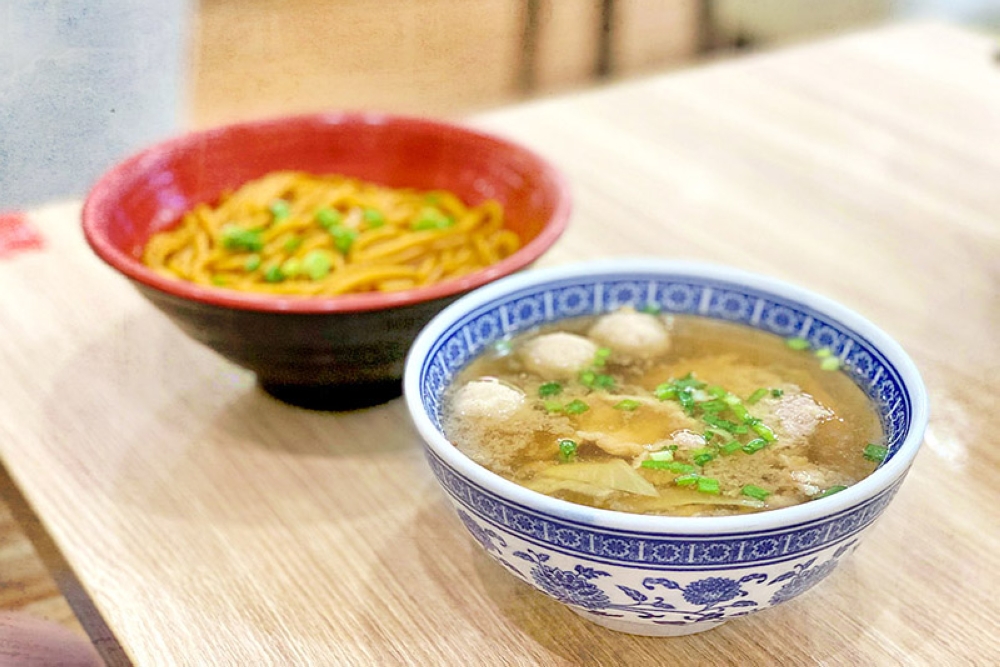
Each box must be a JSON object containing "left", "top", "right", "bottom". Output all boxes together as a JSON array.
[{"left": 443, "top": 310, "right": 883, "bottom": 517}]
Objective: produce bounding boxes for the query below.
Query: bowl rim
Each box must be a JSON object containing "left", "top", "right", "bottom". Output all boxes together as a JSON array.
[
  {"left": 404, "top": 257, "right": 929, "bottom": 536},
  {"left": 80, "top": 111, "right": 572, "bottom": 314}
]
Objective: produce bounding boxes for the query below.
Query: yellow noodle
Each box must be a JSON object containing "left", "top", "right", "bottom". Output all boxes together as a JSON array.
[{"left": 142, "top": 171, "right": 519, "bottom": 296}]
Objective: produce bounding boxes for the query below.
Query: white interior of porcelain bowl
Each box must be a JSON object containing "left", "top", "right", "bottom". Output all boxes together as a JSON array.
[{"left": 404, "top": 258, "right": 929, "bottom": 535}]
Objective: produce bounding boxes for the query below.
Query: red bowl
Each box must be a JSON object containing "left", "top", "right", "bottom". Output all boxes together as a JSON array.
[{"left": 82, "top": 112, "right": 571, "bottom": 409}]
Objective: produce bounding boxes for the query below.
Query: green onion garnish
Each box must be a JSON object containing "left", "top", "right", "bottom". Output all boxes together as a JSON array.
[
  {"left": 301, "top": 250, "right": 332, "bottom": 281},
  {"left": 719, "top": 441, "right": 742, "bottom": 455},
  {"left": 729, "top": 402, "right": 751, "bottom": 423},
  {"left": 654, "top": 383, "right": 677, "bottom": 401},
  {"left": 593, "top": 374, "right": 615, "bottom": 390},
  {"left": 786, "top": 337, "right": 810, "bottom": 350},
  {"left": 411, "top": 207, "right": 453, "bottom": 231},
  {"left": 263, "top": 265, "right": 284, "bottom": 283},
  {"left": 815, "top": 347, "right": 833, "bottom": 358},
  {"left": 820, "top": 357, "right": 842, "bottom": 371},
  {"left": 558, "top": 438, "right": 578, "bottom": 462},
  {"left": 269, "top": 199, "right": 291, "bottom": 221},
  {"left": 674, "top": 473, "right": 701, "bottom": 486},
  {"left": 283, "top": 236, "right": 303, "bottom": 253},
  {"left": 863, "top": 443, "right": 889, "bottom": 462},
  {"left": 771, "top": 388, "right": 784, "bottom": 398},
  {"left": 220, "top": 226, "right": 264, "bottom": 252},
  {"left": 210, "top": 275, "right": 227, "bottom": 286},
  {"left": 543, "top": 400, "right": 563, "bottom": 413},
  {"left": 750, "top": 420, "right": 776, "bottom": 442},
  {"left": 638, "top": 303, "right": 662, "bottom": 314},
  {"left": 741, "top": 484, "right": 771, "bottom": 501},
  {"left": 640, "top": 460, "right": 695, "bottom": 473},
  {"left": 538, "top": 381, "right": 562, "bottom": 398},
  {"left": 692, "top": 448, "right": 716, "bottom": 466},
  {"left": 244, "top": 254, "right": 262, "bottom": 272},
  {"left": 747, "top": 388, "right": 769, "bottom": 404},
  {"left": 648, "top": 448, "right": 674, "bottom": 462},
  {"left": 741, "top": 438, "right": 768, "bottom": 454},
  {"left": 281, "top": 258, "right": 301, "bottom": 277},
  {"left": 315, "top": 208, "right": 341, "bottom": 229},
  {"left": 564, "top": 399, "right": 590, "bottom": 415},
  {"left": 329, "top": 226, "right": 358, "bottom": 254},
  {"left": 696, "top": 477, "right": 720, "bottom": 494},
  {"left": 593, "top": 347, "right": 612, "bottom": 367},
  {"left": 363, "top": 208, "right": 386, "bottom": 228},
  {"left": 614, "top": 399, "right": 641, "bottom": 411},
  {"left": 815, "top": 485, "right": 848, "bottom": 499}
]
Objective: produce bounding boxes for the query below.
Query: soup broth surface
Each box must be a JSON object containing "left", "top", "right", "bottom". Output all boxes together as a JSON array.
[{"left": 442, "top": 310, "right": 884, "bottom": 516}]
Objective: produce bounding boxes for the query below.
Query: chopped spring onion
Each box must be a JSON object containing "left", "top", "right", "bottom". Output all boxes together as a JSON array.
[
  {"left": 654, "top": 383, "right": 677, "bottom": 401},
  {"left": 771, "top": 388, "right": 784, "bottom": 398},
  {"left": 244, "top": 254, "right": 262, "bottom": 271},
  {"left": 280, "top": 258, "right": 301, "bottom": 277},
  {"left": 692, "top": 448, "right": 716, "bottom": 466},
  {"left": 593, "top": 347, "right": 612, "bottom": 367},
  {"left": 269, "top": 199, "right": 291, "bottom": 221},
  {"left": 674, "top": 473, "right": 700, "bottom": 486},
  {"left": 750, "top": 420, "right": 776, "bottom": 442},
  {"left": 283, "top": 236, "right": 303, "bottom": 253},
  {"left": 363, "top": 208, "right": 386, "bottom": 228},
  {"left": 640, "top": 460, "right": 695, "bottom": 474},
  {"left": 815, "top": 347, "right": 833, "bottom": 358},
  {"left": 543, "top": 400, "right": 564, "bottom": 413},
  {"left": 648, "top": 448, "right": 674, "bottom": 462},
  {"left": 696, "top": 477, "right": 720, "bottom": 494},
  {"left": 330, "top": 226, "right": 358, "bottom": 254},
  {"left": 741, "top": 484, "right": 771, "bottom": 501},
  {"left": 820, "top": 357, "right": 842, "bottom": 371},
  {"left": 263, "top": 264, "right": 284, "bottom": 283},
  {"left": 741, "top": 438, "right": 768, "bottom": 454},
  {"left": 747, "top": 388, "right": 769, "bottom": 404},
  {"left": 815, "top": 485, "right": 848, "bottom": 499},
  {"left": 538, "top": 381, "right": 563, "bottom": 398},
  {"left": 411, "top": 207, "right": 453, "bottom": 230},
  {"left": 719, "top": 441, "right": 742, "bottom": 455},
  {"left": 614, "top": 399, "right": 641, "bottom": 411},
  {"left": 301, "top": 250, "right": 332, "bottom": 280},
  {"left": 698, "top": 398, "right": 728, "bottom": 413},
  {"left": 786, "top": 337, "right": 811, "bottom": 350},
  {"left": 220, "top": 226, "right": 264, "bottom": 252},
  {"left": 315, "top": 207, "right": 341, "bottom": 228},
  {"left": 863, "top": 443, "right": 889, "bottom": 462},
  {"left": 729, "top": 402, "right": 751, "bottom": 423},
  {"left": 564, "top": 399, "right": 590, "bottom": 415},
  {"left": 210, "top": 275, "right": 227, "bottom": 286},
  {"left": 638, "top": 303, "right": 662, "bottom": 314},
  {"left": 558, "top": 439, "right": 578, "bottom": 462}
]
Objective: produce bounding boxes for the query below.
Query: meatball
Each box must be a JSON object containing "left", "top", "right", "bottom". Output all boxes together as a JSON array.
[
  {"left": 519, "top": 332, "right": 598, "bottom": 378},
  {"left": 451, "top": 378, "right": 525, "bottom": 421},
  {"left": 751, "top": 390, "right": 833, "bottom": 446},
  {"left": 588, "top": 309, "right": 671, "bottom": 359}
]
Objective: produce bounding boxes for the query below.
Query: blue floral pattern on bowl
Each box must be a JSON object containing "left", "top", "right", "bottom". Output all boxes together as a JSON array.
[{"left": 407, "top": 263, "right": 925, "bottom": 635}]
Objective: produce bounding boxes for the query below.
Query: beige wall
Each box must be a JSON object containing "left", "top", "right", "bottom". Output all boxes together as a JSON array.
[{"left": 188, "top": 0, "right": 704, "bottom": 128}]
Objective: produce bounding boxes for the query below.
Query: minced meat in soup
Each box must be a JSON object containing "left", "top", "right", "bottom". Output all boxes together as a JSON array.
[{"left": 442, "top": 308, "right": 885, "bottom": 517}]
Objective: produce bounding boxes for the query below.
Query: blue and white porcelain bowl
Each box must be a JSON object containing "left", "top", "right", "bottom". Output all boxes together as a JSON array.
[{"left": 403, "top": 259, "right": 928, "bottom": 636}]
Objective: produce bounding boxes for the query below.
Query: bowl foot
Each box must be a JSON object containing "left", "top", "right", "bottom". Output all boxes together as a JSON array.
[
  {"left": 570, "top": 608, "right": 726, "bottom": 636},
  {"left": 259, "top": 378, "right": 402, "bottom": 411}
]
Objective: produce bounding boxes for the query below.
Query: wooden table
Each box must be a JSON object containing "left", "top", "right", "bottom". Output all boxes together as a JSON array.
[{"left": 2, "top": 22, "right": 998, "bottom": 666}]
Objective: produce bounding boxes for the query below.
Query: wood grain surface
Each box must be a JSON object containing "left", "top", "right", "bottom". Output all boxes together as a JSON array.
[{"left": 1, "top": 21, "right": 998, "bottom": 666}]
